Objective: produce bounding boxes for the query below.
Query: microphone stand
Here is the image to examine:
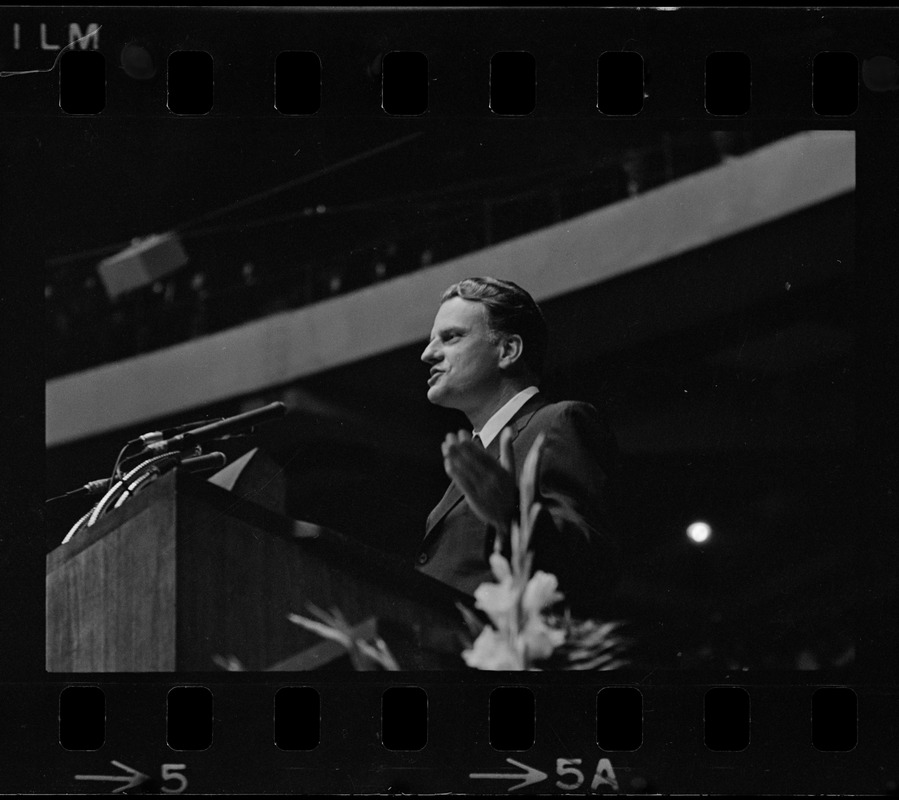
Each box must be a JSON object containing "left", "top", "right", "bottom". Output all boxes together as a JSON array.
[
  {"left": 60, "top": 450, "right": 227, "bottom": 544},
  {"left": 57, "top": 401, "right": 286, "bottom": 544}
]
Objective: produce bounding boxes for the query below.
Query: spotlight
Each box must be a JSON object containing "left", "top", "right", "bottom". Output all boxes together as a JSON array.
[{"left": 686, "top": 521, "right": 712, "bottom": 544}]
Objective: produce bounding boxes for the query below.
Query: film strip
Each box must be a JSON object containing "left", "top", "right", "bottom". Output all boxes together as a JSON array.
[{"left": 2, "top": 5, "right": 898, "bottom": 795}]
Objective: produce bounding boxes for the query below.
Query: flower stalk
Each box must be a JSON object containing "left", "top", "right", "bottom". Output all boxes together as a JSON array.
[{"left": 462, "top": 431, "right": 629, "bottom": 671}]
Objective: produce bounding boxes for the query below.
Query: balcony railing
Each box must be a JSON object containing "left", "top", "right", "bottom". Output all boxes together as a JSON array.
[{"left": 45, "top": 131, "right": 782, "bottom": 379}]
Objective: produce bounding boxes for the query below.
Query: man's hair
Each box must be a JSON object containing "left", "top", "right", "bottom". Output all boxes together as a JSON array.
[{"left": 441, "top": 277, "right": 548, "bottom": 379}]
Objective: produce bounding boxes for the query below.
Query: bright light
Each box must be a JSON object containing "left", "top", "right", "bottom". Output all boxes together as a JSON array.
[{"left": 687, "top": 521, "right": 712, "bottom": 543}]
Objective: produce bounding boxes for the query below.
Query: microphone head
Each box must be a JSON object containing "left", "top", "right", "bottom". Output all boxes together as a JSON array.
[{"left": 181, "top": 451, "right": 227, "bottom": 473}]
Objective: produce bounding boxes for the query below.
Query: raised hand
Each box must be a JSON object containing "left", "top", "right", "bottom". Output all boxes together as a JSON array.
[{"left": 442, "top": 427, "right": 517, "bottom": 530}]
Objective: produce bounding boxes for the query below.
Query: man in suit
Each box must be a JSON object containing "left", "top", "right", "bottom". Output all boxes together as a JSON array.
[{"left": 416, "top": 277, "right": 621, "bottom": 614}]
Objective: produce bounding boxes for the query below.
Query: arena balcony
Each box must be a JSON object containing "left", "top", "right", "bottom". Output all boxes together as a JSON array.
[{"left": 45, "top": 130, "right": 784, "bottom": 380}]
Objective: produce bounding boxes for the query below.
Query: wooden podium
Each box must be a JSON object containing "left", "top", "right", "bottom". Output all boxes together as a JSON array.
[{"left": 46, "top": 467, "right": 476, "bottom": 671}]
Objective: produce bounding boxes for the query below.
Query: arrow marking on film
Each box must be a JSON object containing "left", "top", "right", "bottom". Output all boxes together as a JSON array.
[
  {"left": 470, "top": 757, "right": 548, "bottom": 791},
  {"left": 75, "top": 760, "right": 149, "bottom": 793}
]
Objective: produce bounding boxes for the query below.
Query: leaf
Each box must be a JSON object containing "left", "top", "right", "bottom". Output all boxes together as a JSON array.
[
  {"left": 357, "top": 638, "right": 401, "bottom": 671},
  {"left": 520, "top": 501, "right": 543, "bottom": 555},
  {"left": 303, "top": 603, "right": 345, "bottom": 629},
  {"left": 456, "top": 602, "right": 487, "bottom": 638},
  {"left": 347, "top": 646, "right": 373, "bottom": 672},
  {"left": 566, "top": 655, "right": 629, "bottom": 671},
  {"left": 286, "top": 612, "right": 352, "bottom": 647},
  {"left": 326, "top": 605, "right": 353, "bottom": 632},
  {"left": 518, "top": 432, "right": 545, "bottom": 527},
  {"left": 211, "top": 653, "right": 246, "bottom": 672},
  {"left": 510, "top": 521, "right": 521, "bottom": 569},
  {"left": 372, "top": 637, "right": 402, "bottom": 671}
]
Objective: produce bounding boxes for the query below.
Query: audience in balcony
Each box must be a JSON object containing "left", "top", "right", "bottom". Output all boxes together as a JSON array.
[{"left": 46, "top": 131, "right": 776, "bottom": 379}]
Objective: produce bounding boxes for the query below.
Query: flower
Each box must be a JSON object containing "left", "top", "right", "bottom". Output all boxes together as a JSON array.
[
  {"left": 521, "top": 616, "right": 566, "bottom": 662},
  {"left": 489, "top": 551, "right": 512, "bottom": 582},
  {"left": 460, "top": 431, "right": 630, "bottom": 671},
  {"left": 474, "top": 576, "right": 518, "bottom": 626},
  {"left": 521, "top": 570, "right": 563, "bottom": 616},
  {"left": 463, "top": 626, "right": 523, "bottom": 670}
]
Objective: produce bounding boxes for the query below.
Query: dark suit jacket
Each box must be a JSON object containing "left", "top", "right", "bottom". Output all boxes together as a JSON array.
[{"left": 415, "top": 393, "right": 621, "bottom": 615}]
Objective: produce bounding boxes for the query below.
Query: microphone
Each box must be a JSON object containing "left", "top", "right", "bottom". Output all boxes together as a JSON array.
[
  {"left": 144, "top": 402, "right": 287, "bottom": 454},
  {"left": 48, "top": 477, "right": 112, "bottom": 501},
  {"left": 180, "top": 451, "right": 228, "bottom": 474},
  {"left": 130, "top": 418, "right": 225, "bottom": 445},
  {"left": 46, "top": 451, "right": 229, "bottom": 503}
]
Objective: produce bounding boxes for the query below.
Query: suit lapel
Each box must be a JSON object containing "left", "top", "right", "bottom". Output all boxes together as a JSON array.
[
  {"left": 423, "top": 393, "right": 549, "bottom": 538},
  {"left": 425, "top": 479, "right": 464, "bottom": 535},
  {"left": 507, "top": 392, "right": 547, "bottom": 440}
]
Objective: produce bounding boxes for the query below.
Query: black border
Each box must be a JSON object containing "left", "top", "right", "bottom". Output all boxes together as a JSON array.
[{"left": 1, "top": 6, "right": 897, "bottom": 794}]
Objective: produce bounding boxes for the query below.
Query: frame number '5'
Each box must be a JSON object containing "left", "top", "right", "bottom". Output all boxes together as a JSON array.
[{"left": 161, "top": 764, "right": 188, "bottom": 794}]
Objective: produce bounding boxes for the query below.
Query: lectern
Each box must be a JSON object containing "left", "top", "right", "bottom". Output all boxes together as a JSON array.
[{"left": 46, "top": 468, "right": 476, "bottom": 671}]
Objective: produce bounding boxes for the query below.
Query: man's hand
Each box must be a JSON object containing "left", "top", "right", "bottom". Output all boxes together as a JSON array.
[{"left": 442, "top": 427, "right": 517, "bottom": 530}]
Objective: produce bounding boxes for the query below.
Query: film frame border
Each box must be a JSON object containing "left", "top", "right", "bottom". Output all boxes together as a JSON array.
[{"left": 1, "top": 5, "right": 897, "bottom": 795}]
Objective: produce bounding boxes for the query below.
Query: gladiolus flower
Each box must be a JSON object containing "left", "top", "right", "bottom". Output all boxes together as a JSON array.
[
  {"left": 489, "top": 552, "right": 512, "bottom": 582},
  {"left": 520, "top": 616, "right": 566, "bottom": 662},
  {"left": 474, "top": 578, "right": 518, "bottom": 625},
  {"left": 521, "top": 570, "right": 564, "bottom": 616},
  {"left": 462, "top": 626, "right": 524, "bottom": 670}
]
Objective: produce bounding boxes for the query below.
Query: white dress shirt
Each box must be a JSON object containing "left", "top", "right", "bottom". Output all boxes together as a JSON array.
[{"left": 473, "top": 386, "right": 540, "bottom": 449}]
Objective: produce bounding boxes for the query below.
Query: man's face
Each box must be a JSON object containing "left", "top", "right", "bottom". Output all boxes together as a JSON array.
[{"left": 420, "top": 297, "right": 503, "bottom": 414}]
